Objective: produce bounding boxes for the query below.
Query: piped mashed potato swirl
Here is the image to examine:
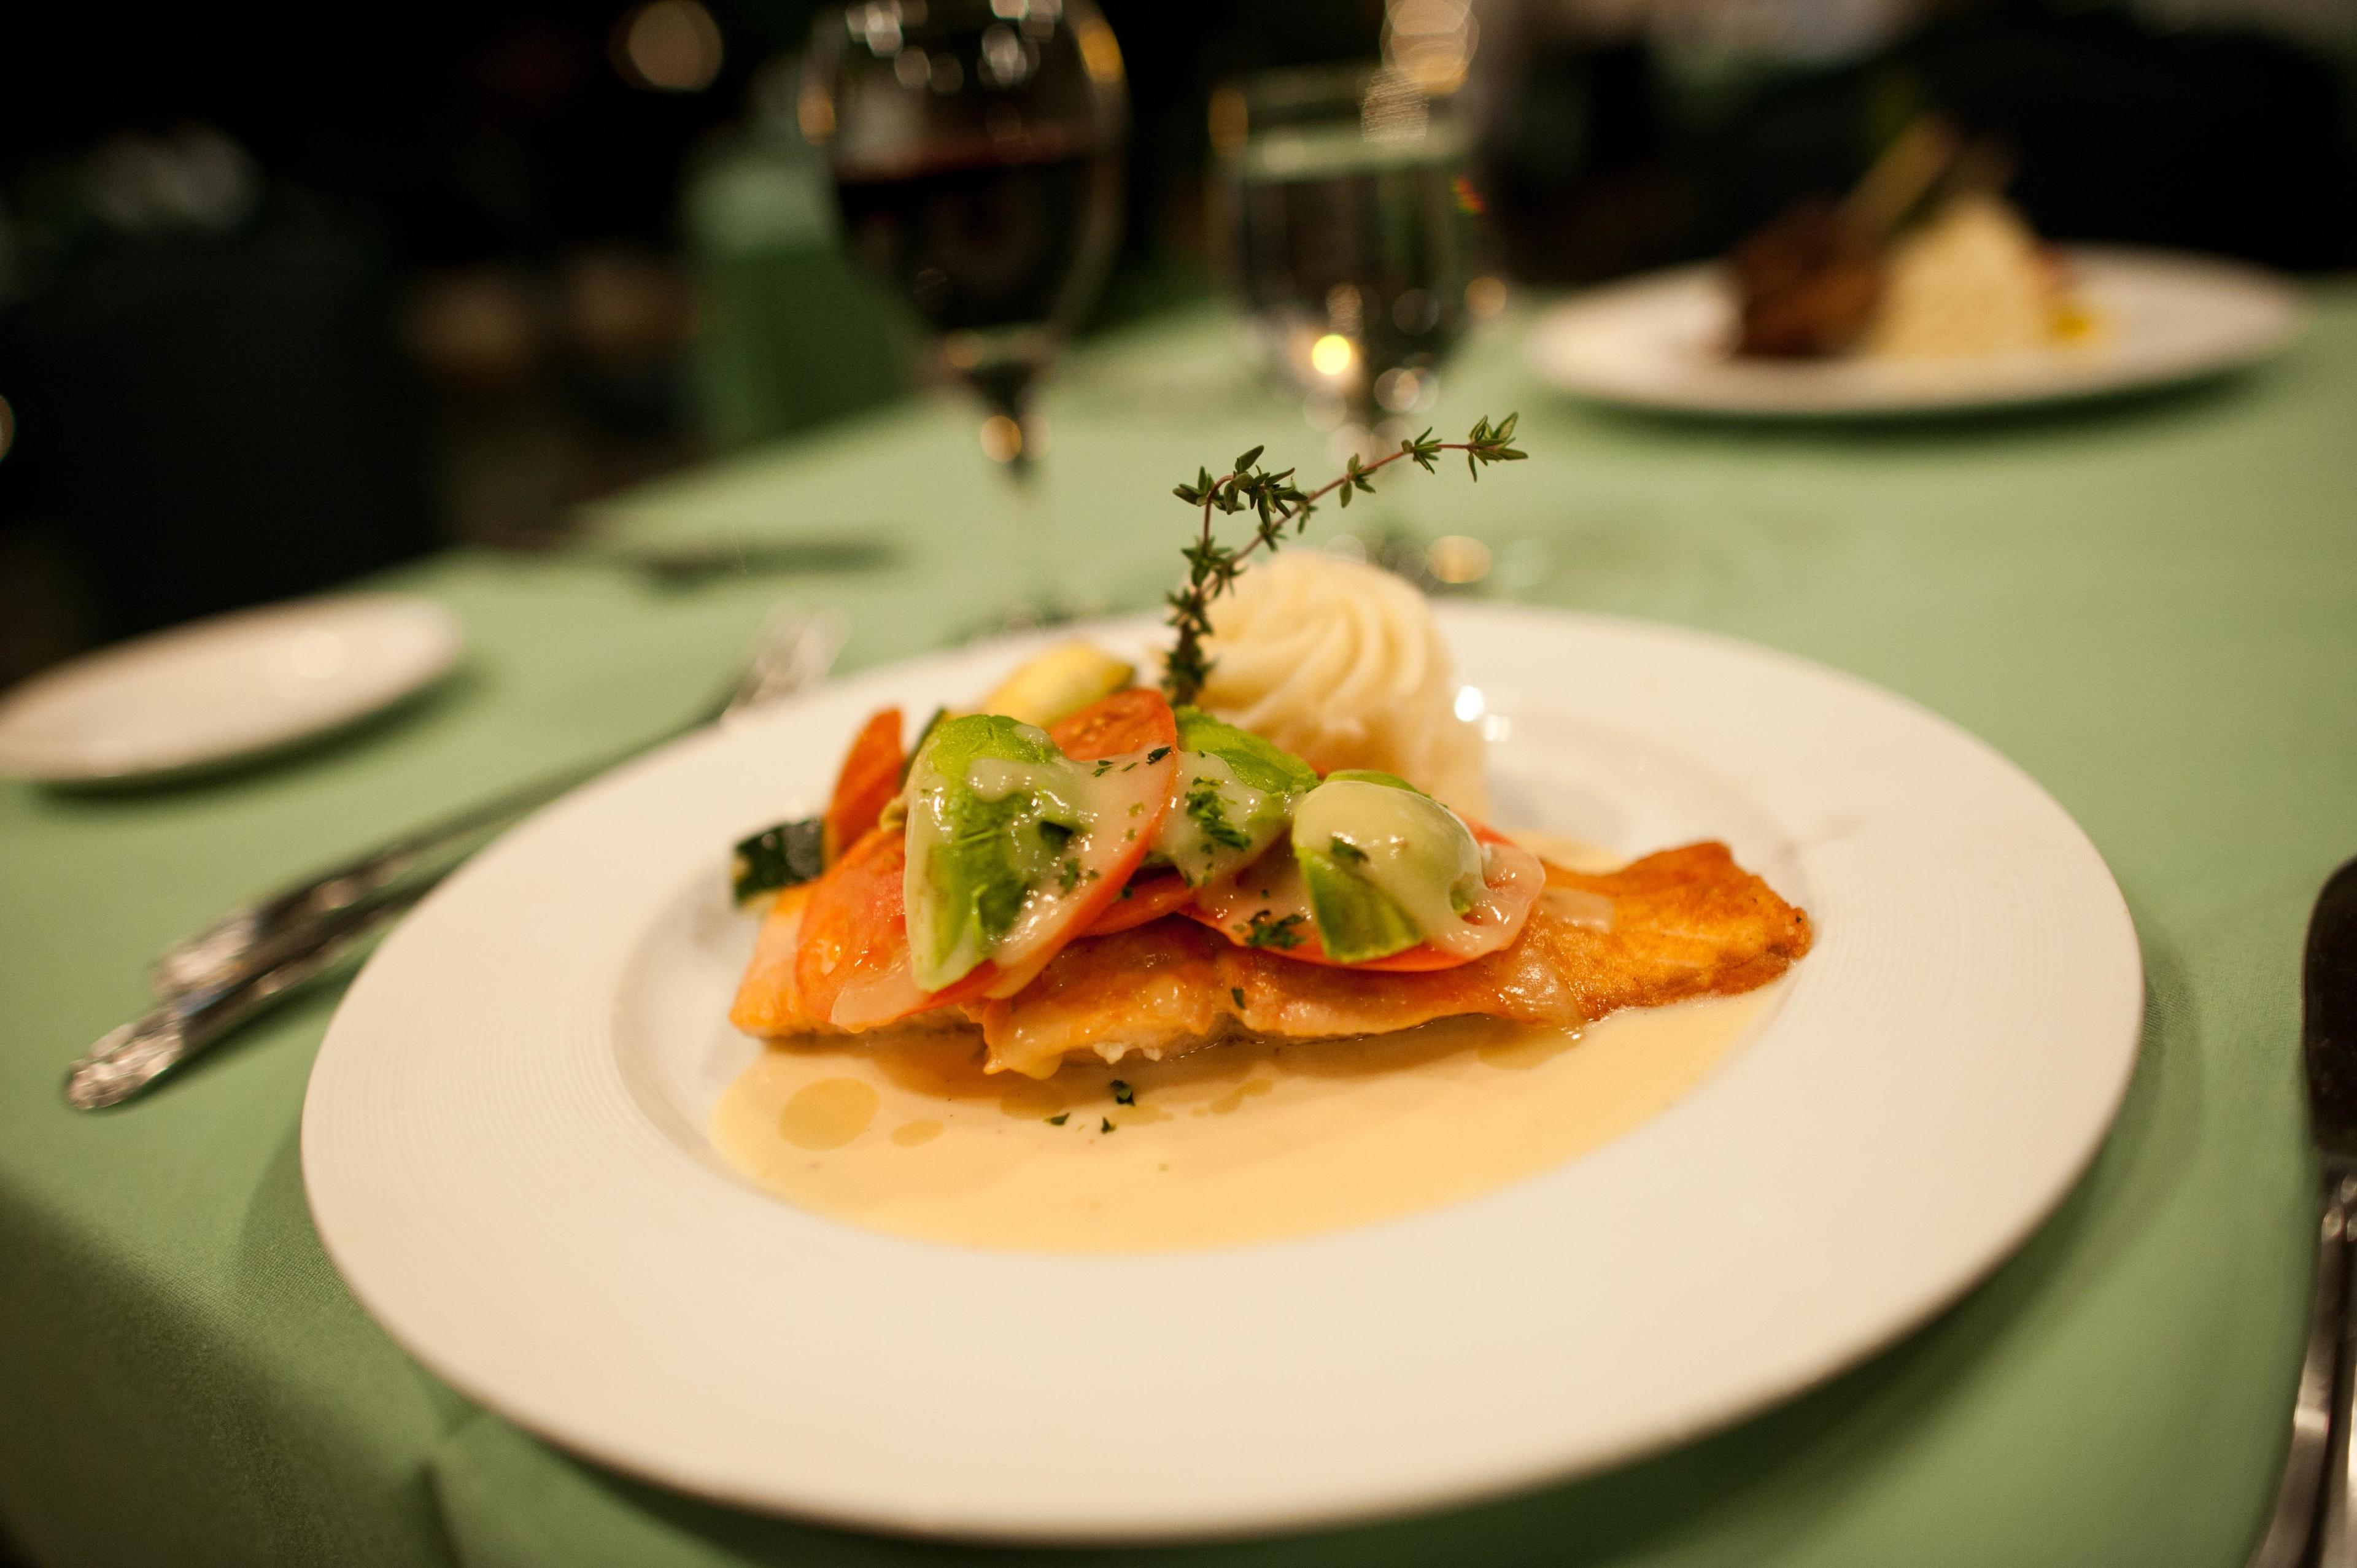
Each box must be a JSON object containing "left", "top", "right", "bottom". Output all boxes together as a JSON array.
[{"left": 1193, "top": 552, "right": 1489, "bottom": 817}]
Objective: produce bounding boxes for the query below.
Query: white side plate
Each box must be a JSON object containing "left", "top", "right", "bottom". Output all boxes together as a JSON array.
[
  {"left": 302, "top": 608, "right": 2142, "bottom": 1542},
  {"left": 1527, "top": 247, "right": 2302, "bottom": 417},
  {"left": 0, "top": 595, "right": 462, "bottom": 783}
]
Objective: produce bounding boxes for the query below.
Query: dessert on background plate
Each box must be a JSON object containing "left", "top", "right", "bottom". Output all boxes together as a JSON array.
[{"left": 1730, "top": 116, "right": 2100, "bottom": 363}]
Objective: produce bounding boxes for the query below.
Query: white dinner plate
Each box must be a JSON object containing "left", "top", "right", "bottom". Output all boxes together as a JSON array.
[
  {"left": 302, "top": 607, "right": 2141, "bottom": 1542},
  {"left": 1527, "top": 246, "right": 2301, "bottom": 417},
  {"left": 0, "top": 595, "right": 462, "bottom": 784}
]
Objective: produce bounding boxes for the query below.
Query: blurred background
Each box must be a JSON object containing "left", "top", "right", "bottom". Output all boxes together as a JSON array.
[{"left": 1, "top": 0, "right": 2351, "bottom": 687}]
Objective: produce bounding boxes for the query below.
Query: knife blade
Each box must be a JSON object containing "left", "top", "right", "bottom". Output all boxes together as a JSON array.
[
  {"left": 2307, "top": 860, "right": 2357, "bottom": 1167},
  {"left": 2249, "top": 856, "right": 2357, "bottom": 1567}
]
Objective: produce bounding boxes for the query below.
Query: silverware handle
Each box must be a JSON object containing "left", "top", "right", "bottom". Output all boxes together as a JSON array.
[
  {"left": 2323, "top": 1171, "right": 2357, "bottom": 1568},
  {"left": 2251, "top": 1172, "right": 2357, "bottom": 1568},
  {"left": 147, "top": 762, "right": 593, "bottom": 997},
  {"left": 71, "top": 890, "right": 424, "bottom": 1110},
  {"left": 145, "top": 611, "right": 841, "bottom": 1000}
]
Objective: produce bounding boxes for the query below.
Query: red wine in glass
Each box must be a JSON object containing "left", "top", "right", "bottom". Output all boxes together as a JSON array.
[
  {"left": 807, "top": 0, "right": 1127, "bottom": 611},
  {"left": 835, "top": 137, "right": 1121, "bottom": 472}
]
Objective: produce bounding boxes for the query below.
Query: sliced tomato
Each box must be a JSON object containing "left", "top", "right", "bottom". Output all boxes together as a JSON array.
[
  {"left": 1048, "top": 687, "right": 1174, "bottom": 760},
  {"left": 794, "top": 825, "right": 986, "bottom": 1029},
  {"left": 1079, "top": 868, "right": 1196, "bottom": 937},
  {"left": 1187, "top": 823, "right": 1546, "bottom": 971},
  {"left": 822, "top": 706, "right": 904, "bottom": 863},
  {"left": 794, "top": 825, "right": 915, "bottom": 1025}
]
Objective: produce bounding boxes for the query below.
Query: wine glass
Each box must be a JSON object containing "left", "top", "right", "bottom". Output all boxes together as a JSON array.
[
  {"left": 800, "top": 0, "right": 1128, "bottom": 623},
  {"left": 1211, "top": 63, "right": 1480, "bottom": 463}
]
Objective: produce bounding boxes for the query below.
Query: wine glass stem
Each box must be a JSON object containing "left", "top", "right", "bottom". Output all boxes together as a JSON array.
[{"left": 979, "top": 382, "right": 1060, "bottom": 621}]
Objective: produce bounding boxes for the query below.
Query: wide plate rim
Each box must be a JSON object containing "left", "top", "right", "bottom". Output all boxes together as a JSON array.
[
  {"left": 0, "top": 593, "right": 463, "bottom": 782},
  {"left": 301, "top": 605, "right": 2143, "bottom": 1542}
]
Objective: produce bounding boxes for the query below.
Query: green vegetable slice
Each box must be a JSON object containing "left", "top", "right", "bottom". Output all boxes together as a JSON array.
[
  {"left": 1322, "top": 768, "right": 1425, "bottom": 794},
  {"left": 1173, "top": 708, "right": 1320, "bottom": 797},
  {"left": 1298, "top": 845, "right": 1424, "bottom": 963},
  {"left": 902, "top": 714, "right": 1085, "bottom": 991},
  {"left": 1154, "top": 709, "right": 1319, "bottom": 887},
  {"left": 731, "top": 818, "right": 826, "bottom": 905},
  {"left": 1291, "top": 773, "right": 1486, "bottom": 960}
]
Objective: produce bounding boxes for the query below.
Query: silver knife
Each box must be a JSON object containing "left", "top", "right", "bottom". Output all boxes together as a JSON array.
[
  {"left": 64, "top": 883, "right": 430, "bottom": 1110},
  {"left": 2248, "top": 855, "right": 2357, "bottom": 1567}
]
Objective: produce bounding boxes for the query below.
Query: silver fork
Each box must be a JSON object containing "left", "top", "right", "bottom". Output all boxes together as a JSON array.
[{"left": 64, "top": 609, "right": 843, "bottom": 1110}]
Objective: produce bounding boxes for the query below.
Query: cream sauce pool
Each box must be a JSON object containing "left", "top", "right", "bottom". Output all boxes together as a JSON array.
[{"left": 711, "top": 980, "right": 1783, "bottom": 1253}]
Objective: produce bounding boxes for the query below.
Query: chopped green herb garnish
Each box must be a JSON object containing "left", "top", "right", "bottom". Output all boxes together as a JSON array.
[
  {"left": 1047, "top": 1112, "right": 1069, "bottom": 1126},
  {"left": 1120, "top": 883, "right": 1134, "bottom": 899},
  {"left": 1093, "top": 759, "right": 1115, "bottom": 776},
  {"left": 1058, "top": 857, "right": 1082, "bottom": 893},
  {"left": 1184, "top": 777, "right": 1254, "bottom": 851},
  {"left": 1101, "top": 1117, "right": 1116, "bottom": 1134},
  {"left": 1328, "top": 836, "right": 1369, "bottom": 867},
  {"left": 1111, "top": 1080, "right": 1135, "bottom": 1105},
  {"left": 1230, "top": 987, "right": 1247, "bottom": 1008},
  {"left": 1147, "top": 746, "right": 1171, "bottom": 763},
  {"left": 1242, "top": 910, "right": 1307, "bottom": 950},
  {"left": 730, "top": 818, "right": 826, "bottom": 904}
]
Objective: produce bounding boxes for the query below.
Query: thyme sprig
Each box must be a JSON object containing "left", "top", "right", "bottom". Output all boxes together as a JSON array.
[{"left": 1160, "top": 415, "right": 1527, "bottom": 705}]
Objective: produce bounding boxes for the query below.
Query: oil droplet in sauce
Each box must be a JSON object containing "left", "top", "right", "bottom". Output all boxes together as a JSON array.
[
  {"left": 777, "top": 1077, "right": 879, "bottom": 1150},
  {"left": 714, "top": 980, "right": 1786, "bottom": 1253},
  {"left": 1204, "top": 1076, "right": 1274, "bottom": 1115},
  {"left": 1476, "top": 1029, "right": 1578, "bottom": 1071},
  {"left": 996, "top": 1078, "right": 1069, "bottom": 1121}
]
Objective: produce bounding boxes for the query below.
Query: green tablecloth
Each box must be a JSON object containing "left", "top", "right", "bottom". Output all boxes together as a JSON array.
[{"left": 5, "top": 291, "right": 2355, "bottom": 1567}]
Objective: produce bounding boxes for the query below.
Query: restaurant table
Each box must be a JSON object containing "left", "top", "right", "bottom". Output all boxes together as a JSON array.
[{"left": 4, "top": 284, "right": 2354, "bottom": 1567}]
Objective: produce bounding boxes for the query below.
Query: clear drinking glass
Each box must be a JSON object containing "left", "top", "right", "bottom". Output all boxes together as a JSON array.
[
  {"left": 1212, "top": 64, "right": 1479, "bottom": 460},
  {"left": 801, "top": 0, "right": 1128, "bottom": 620}
]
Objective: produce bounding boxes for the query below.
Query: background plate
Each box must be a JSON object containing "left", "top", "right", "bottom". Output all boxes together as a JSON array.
[
  {"left": 301, "top": 607, "right": 2142, "bottom": 1542},
  {"left": 0, "top": 594, "right": 462, "bottom": 782},
  {"left": 1527, "top": 247, "right": 2302, "bottom": 417}
]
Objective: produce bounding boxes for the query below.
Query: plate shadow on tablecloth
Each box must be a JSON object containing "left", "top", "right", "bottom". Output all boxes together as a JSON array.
[{"left": 233, "top": 1102, "right": 498, "bottom": 1558}]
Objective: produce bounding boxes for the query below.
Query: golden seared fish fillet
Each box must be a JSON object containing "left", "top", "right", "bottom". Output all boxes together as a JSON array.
[{"left": 733, "top": 841, "right": 1813, "bottom": 1078}]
